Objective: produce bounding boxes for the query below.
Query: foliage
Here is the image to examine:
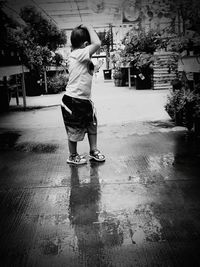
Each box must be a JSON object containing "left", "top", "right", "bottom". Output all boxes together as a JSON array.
[
  {"left": 112, "top": 68, "right": 123, "bottom": 79},
  {"left": 1, "top": 5, "right": 67, "bottom": 72},
  {"left": 122, "top": 29, "right": 163, "bottom": 54},
  {"left": 47, "top": 73, "right": 69, "bottom": 94},
  {"left": 131, "top": 52, "right": 154, "bottom": 70},
  {"left": 18, "top": 6, "right": 67, "bottom": 70},
  {"left": 165, "top": 87, "right": 196, "bottom": 115},
  {"left": 0, "top": 2, "right": 21, "bottom": 50},
  {"left": 194, "top": 93, "right": 200, "bottom": 118},
  {"left": 28, "top": 46, "right": 52, "bottom": 70},
  {"left": 167, "top": 35, "right": 190, "bottom": 53},
  {"left": 193, "top": 82, "right": 200, "bottom": 118},
  {"left": 20, "top": 6, "right": 67, "bottom": 51},
  {"left": 52, "top": 52, "right": 64, "bottom": 66},
  {"left": 166, "top": 34, "right": 200, "bottom": 54},
  {"left": 109, "top": 49, "right": 133, "bottom": 68},
  {"left": 120, "top": 28, "right": 170, "bottom": 73},
  {"left": 165, "top": 76, "right": 200, "bottom": 130},
  {"left": 111, "top": 50, "right": 154, "bottom": 72}
]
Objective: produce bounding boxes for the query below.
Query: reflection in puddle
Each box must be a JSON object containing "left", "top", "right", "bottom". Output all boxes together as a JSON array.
[
  {"left": 123, "top": 153, "right": 175, "bottom": 184},
  {"left": 0, "top": 131, "right": 59, "bottom": 153},
  {"left": 69, "top": 163, "right": 106, "bottom": 266},
  {"left": 15, "top": 142, "right": 58, "bottom": 153},
  {"left": 100, "top": 217, "right": 124, "bottom": 247},
  {"left": 69, "top": 164, "right": 164, "bottom": 265},
  {"left": 148, "top": 153, "right": 175, "bottom": 172},
  {"left": 134, "top": 204, "right": 163, "bottom": 243},
  {"left": 132, "top": 228, "right": 145, "bottom": 244},
  {"left": 0, "top": 131, "right": 21, "bottom": 150}
]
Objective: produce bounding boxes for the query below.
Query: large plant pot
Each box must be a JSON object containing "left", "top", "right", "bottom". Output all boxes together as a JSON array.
[
  {"left": 184, "top": 102, "right": 194, "bottom": 131},
  {"left": 103, "top": 69, "right": 112, "bottom": 80},
  {"left": 175, "top": 110, "right": 184, "bottom": 126},
  {"left": 25, "top": 72, "right": 44, "bottom": 96},
  {"left": 194, "top": 118, "right": 200, "bottom": 136},
  {"left": 114, "top": 79, "right": 122, "bottom": 86},
  {"left": 120, "top": 67, "right": 129, "bottom": 86},
  {"left": 0, "top": 84, "right": 10, "bottom": 112},
  {"left": 135, "top": 68, "right": 152, "bottom": 89}
]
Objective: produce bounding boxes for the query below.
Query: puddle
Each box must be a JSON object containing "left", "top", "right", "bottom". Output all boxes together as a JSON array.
[
  {"left": 149, "top": 120, "right": 176, "bottom": 129},
  {"left": 15, "top": 142, "right": 59, "bottom": 153},
  {"left": 41, "top": 238, "right": 61, "bottom": 255},
  {"left": 0, "top": 131, "right": 58, "bottom": 153},
  {"left": 0, "top": 131, "right": 21, "bottom": 150}
]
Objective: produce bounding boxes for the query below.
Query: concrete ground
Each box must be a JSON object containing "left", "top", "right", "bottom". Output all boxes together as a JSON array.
[{"left": 0, "top": 72, "right": 200, "bottom": 267}]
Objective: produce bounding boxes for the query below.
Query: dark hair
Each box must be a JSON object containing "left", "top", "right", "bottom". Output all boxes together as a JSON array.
[{"left": 70, "top": 26, "right": 91, "bottom": 49}]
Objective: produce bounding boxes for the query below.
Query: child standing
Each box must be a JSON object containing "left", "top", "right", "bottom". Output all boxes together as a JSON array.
[{"left": 61, "top": 24, "right": 105, "bottom": 165}]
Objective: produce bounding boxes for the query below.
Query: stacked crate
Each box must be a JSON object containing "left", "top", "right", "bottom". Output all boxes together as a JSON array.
[{"left": 153, "top": 51, "right": 177, "bottom": 90}]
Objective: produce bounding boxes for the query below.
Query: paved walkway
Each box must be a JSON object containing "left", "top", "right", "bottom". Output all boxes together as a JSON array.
[
  {"left": 0, "top": 72, "right": 200, "bottom": 267},
  {"left": 9, "top": 73, "right": 169, "bottom": 125}
]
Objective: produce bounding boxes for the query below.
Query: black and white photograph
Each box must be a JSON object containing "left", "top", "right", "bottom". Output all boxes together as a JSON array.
[{"left": 0, "top": 0, "right": 200, "bottom": 266}]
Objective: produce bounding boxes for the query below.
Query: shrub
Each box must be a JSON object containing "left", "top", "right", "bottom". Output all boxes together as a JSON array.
[
  {"left": 47, "top": 73, "right": 68, "bottom": 94},
  {"left": 165, "top": 86, "right": 198, "bottom": 129}
]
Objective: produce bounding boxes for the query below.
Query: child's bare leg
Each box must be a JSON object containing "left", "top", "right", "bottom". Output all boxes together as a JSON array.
[
  {"left": 68, "top": 140, "right": 77, "bottom": 155},
  {"left": 67, "top": 140, "right": 87, "bottom": 165},
  {"left": 88, "top": 134, "right": 97, "bottom": 152},
  {"left": 88, "top": 134, "right": 105, "bottom": 162}
]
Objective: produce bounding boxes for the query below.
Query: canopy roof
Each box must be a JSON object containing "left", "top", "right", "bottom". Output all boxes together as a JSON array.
[{"left": 5, "top": 0, "right": 123, "bottom": 29}]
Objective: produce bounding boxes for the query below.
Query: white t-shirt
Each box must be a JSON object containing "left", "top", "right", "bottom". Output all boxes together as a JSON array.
[{"left": 65, "top": 46, "right": 94, "bottom": 100}]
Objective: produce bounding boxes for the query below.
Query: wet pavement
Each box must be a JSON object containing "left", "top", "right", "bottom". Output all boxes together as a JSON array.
[{"left": 0, "top": 76, "right": 200, "bottom": 267}]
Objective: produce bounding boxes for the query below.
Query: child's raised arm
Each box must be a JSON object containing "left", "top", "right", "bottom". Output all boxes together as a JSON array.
[{"left": 82, "top": 24, "right": 101, "bottom": 57}]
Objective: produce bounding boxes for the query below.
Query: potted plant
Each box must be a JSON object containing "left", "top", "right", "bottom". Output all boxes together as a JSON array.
[
  {"left": 109, "top": 49, "right": 130, "bottom": 86},
  {"left": 165, "top": 87, "right": 184, "bottom": 126},
  {"left": 131, "top": 52, "right": 154, "bottom": 89},
  {"left": 113, "top": 68, "right": 123, "bottom": 86},
  {"left": 165, "top": 84, "right": 197, "bottom": 129},
  {"left": 100, "top": 25, "right": 113, "bottom": 80},
  {"left": 121, "top": 28, "right": 161, "bottom": 89}
]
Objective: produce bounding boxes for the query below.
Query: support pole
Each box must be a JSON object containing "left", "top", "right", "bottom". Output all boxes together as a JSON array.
[
  {"left": 21, "top": 65, "right": 27, "bottom": 109},
  {"left": 128, "top": 67, "right": 131, "bottom": 88},
  {"left": 44, "top": 69, "right": 48, "bottom": 94}
]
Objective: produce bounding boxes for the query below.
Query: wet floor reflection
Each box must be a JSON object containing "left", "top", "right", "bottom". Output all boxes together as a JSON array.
[
  {"left": 174, "top": 133, "right": 200, "bottom": 162},
  {"left": 69, "top": 163, "right": 108, "bottom": 267},
  {"left": 173, "top": 133, "right": 200, "bottom": 179},
  {"left": 69, "top": 162, "right": 127, "bottom": 266},
  {"left": 68, "top": 162, "right": 167, "bottom": 265},
  {"left": 126, "top": 132, "right": 200, "bottom": 184}
]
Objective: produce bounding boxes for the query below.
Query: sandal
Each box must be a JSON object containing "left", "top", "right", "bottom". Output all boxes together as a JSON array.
[
  {"left": 67, "top": 153, "right": 87, "bottom": 165},
  {"left": 89, "top": 149, "right": 105, "bottom": 162}
]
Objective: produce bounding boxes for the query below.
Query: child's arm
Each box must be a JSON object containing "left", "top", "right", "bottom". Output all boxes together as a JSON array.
[{"left": 82, "top": 24, "right": 101, "bottom": 57}]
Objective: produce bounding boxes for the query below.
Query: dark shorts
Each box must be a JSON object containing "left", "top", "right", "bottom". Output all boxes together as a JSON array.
[{"left": 61, "top": 95, "right": 97, "bottom": 142}]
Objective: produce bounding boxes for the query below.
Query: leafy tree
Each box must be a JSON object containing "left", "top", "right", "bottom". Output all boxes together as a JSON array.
[
  {"left": 52, "top": 52, "right": 64, "bottom": 66},
  {"left": 1, "top": 3, "right": 67, "bottom": 70},
  {"left": 13, "top": 5, "right": 67, "bottom": 71},
  {"left": 0, "top": 1, "right": 20, "bottom": 50},
  {"left": 20, "top": 6, "right": 66, "bottom": 51},
  {"left": 0, "top": 4, "right": 67, "bottom": 95}
]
